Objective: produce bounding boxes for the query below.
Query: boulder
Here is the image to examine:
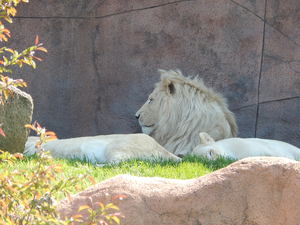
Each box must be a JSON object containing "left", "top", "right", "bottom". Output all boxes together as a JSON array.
[
  {"left": 57, "top": 157, "right": 300, "bottom": 225},
  {"left": 0, "top": 87, "right": 33, "bottom": 153}
]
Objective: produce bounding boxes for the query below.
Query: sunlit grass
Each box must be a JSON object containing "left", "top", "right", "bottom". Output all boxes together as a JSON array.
[{"left": 0, "top": 155, "right": 235, "bottom": 200}]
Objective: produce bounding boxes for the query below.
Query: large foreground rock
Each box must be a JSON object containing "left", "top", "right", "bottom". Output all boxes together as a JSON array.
[
  {"left": 0, "top": 87, "right": 33, "bottom": 153},
  {"left": 57, "top": 157, "right": 300, "bottom": 225}
]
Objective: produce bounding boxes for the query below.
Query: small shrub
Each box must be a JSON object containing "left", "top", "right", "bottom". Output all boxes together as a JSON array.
[
  {"left": 0, "top": 122, "right": 124, "bottom": 224},
  {"left": 0, "top": 0, "right": 47, "bottom": 137},
  {"left": 0, "top": 122, "right": 71, "bottom": 224},
  {"left": 73, "top": 195, "right": 126, "bottom": 225}
]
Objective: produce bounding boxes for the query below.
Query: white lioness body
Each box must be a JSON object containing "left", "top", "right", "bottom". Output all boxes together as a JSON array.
[
  {"left": 24, "top": 134, "right": 181, "bottom": 164},
  {"left": 192, "top": 132, "right": 300, "bottom": 160},
  {"left": 136, "top": 69, "right": 237, "bottom": 156}
]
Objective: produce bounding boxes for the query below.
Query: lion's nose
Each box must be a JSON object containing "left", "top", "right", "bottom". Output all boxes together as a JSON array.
[{"left": 135, "top": 113, "right": 140, "bottom": 119}]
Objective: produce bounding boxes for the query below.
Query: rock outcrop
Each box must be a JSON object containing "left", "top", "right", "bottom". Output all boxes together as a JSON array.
[
  {"left": 0, "top": 87, "right": 33, "bottom": 153},
  {"left": 57, "top": 157, "right": 300, "bottom": 225}
]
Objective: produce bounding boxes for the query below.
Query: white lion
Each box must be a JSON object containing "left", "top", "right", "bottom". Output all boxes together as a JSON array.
[
  {"left": 24, "top": 134, "right": 181, "bottom": 164},
  {"left": 192, "top": 132, "right": 300, "bottom": 160},
  {"left": 135, "top": 69, "right": 238, "bottom": 156}
]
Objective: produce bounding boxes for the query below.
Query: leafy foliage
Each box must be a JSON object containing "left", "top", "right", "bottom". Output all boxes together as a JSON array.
[
  {"left": 0, "top": 152, "right": 233, "bottom": 224},
  {"left": 0, "top": 0, "right": 47, "bottom": 138},
  {"left": 0, "top": 35, "right": 47, "bottom": 104},
  {"left": 0, "top": 0, "right": 47, "bottom": 67},
  {"left": 25, "top": 121, "right": 57, "bottom": 150},
  {"left": 0, "top": 0, "right": 29, "bottom": 25},
  {"left": 0, "top": 124, "right": 70, "bottom": 224},
  {"left": 74, "top": 195, "right": 126, "bottom": 225},
  {"left": 0, "top": 122, "right": 124, "bottom": 224}
]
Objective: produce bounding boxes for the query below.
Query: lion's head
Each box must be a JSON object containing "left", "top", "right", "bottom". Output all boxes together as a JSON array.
[
  {"left": 191, "top": 132, "right": 220, "bottom": 160},
  {"left": 135, "top": 69, "right": 238, "bottom": 155}
]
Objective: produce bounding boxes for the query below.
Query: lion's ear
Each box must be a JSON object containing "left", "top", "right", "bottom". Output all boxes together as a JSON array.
[
  {"left": 162, "top": 80, "right": 175, "bottom": 95},
  {"left": 158, "top": 69, "right": 176, "bottom": 95},
  {"left": 161, "top": 78, "right": 176, "bottom": 95},
  {"left": 167, "top": 82, "right": 175, "bottom": 95},
  {"left": 199, "top": 132, "right": 215, "bottom": 145}
]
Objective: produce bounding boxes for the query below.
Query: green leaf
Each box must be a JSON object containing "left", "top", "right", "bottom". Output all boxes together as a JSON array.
[
  {"left": 105, "top": 203, "right": 119, "bottom": 210},
  {"left": 77, "top": 205, "right": 90, "bottom": 212},
  {"left": 31, "top": 60, "right": 36, "bottom": 69},
  {"left": 110, "top": 215, "right": 120, "bottom": 224}
]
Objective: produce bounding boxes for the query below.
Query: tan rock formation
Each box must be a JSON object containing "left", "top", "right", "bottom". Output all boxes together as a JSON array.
[{"left": 57, "top": 157, "right": 300, "bottom": 225}]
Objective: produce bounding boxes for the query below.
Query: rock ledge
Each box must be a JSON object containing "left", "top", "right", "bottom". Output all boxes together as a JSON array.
[{"left": 57, "top": 157, "right": 300, "bottom": 225}]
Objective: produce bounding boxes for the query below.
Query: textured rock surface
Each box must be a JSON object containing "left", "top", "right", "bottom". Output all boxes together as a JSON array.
[
  {"left": 57, "top": 157, "right": 300, "bottom": 225},
  {"left": 0, "top": 87, "right": 33, "bottom": 153},
  {"left": 11, "top": 0, "right": 299, "bottom": 147},
  {"left": 257, "top": 98, "right": 300, "bottom": 146}
]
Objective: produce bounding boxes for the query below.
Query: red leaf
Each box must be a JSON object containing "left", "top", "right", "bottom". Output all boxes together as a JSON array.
[
  {"left": 37, "top": 47, "right": 48, "bottom": 53},
  {"left": 13, "top": 153, "right": 24, "bottom": 159},
  {"left": 24, "top": 124, "right": 34, "bottom": 129},
  {"left": 45, "top": 131, "right": 56, "bottom": 137},
  {"left": 34, "top": 35, "right": 39, "bottom": 45},
  {"left": 0, "top": 128, "right": 5, "bottom": 137},
  {"left": 32, "top": 56, "right": 43, "bottom": 61}
]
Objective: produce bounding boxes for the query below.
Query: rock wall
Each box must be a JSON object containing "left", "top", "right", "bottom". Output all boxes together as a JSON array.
[{"left": 10, "top": 0, "right": 300, "bottom": 146}]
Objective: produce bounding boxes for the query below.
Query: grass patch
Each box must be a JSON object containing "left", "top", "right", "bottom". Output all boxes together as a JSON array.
[{"left": 0, "top": 155, "right": 235, "bottom": 200}]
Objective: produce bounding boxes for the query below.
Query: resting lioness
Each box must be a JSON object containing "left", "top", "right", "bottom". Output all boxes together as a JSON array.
[
  {"left": 24, "top": 134, "right": 181, "bottom": 164},
  {"left": 192, "top": 132, "right": 300, "bottom": 160}
]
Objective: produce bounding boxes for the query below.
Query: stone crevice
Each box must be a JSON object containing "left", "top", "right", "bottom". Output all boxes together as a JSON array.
[
  {"left": 233, "top": 95, "right": 300, "bottom": 111},
  {"left": 241, "top": 188, "right": 250, "bottom": 224},
  {"left": 101, "top": 0, "right": 195, "bottom": 17},
  {"left": 15, "top": 0, "right": 194, "bottom": 20},
  {"left": 91, "top": 24, "right": 101, "bottom": 132},
  {"left": 254, "top": 0, "right": 267, "bottom": 138},
  {"left": 228, "top": 0, "right": 264, "bottom": 21},
  {"left": 265, "top": 23, "right": 300, "bottom": 47},
  {"left": 232, "top": 103, "right": 256, "bottom": 111},
  {"left": 259, "top": 96, "right": 300, "bottom": 105},
  {"left": 15, "top": 0, "right": 299, "bottom": 47},
  {"left": 228, "top": 0, "right": 300, "bottom": 47}
]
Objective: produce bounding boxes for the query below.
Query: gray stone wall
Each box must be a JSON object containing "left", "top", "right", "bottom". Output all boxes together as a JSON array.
[{"left": 10, "top": 0, "right": 300, "bottom": 146}]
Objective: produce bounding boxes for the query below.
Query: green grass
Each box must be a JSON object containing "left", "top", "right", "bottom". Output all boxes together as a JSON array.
[{"left": 0, "top": 155, "right": 235, "bottom": 200}]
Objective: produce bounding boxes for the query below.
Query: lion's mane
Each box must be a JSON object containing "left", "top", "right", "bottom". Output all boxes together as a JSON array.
[{"left": 136, "top": 69, "right": 238, "bottom": 155}]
